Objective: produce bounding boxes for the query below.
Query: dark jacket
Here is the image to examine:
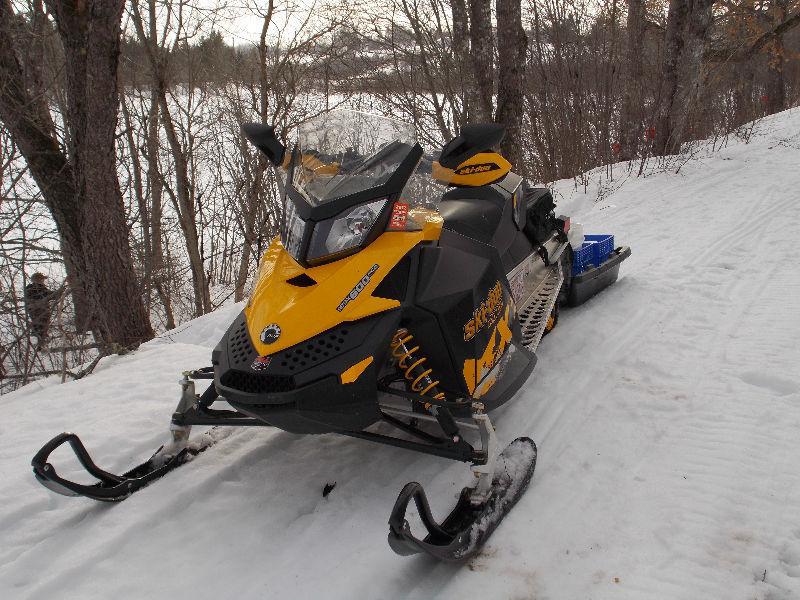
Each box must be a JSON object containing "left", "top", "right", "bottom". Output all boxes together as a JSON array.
[{"left": 25, "top": 282, "right": 53, "bottom": 305}]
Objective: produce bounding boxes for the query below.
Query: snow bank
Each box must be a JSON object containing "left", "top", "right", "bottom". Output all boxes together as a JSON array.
[{"left": 2, "top": 108, "right": 800, "bottom": 600}]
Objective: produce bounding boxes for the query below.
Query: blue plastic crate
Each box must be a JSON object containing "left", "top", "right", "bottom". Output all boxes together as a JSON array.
[
  {"left": 585, "top": 234, "right": 614, "bottom": 266},
  {"left": 571, "top": 234, "right": 615, "bottom": 275},
  {"left": 572, "top": 242, "right": 595, "bottom": 275}
]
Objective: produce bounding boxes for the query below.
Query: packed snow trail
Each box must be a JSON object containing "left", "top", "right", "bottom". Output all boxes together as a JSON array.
[{"left": 2, "top": 110, "right": 800, "bottom": 600}]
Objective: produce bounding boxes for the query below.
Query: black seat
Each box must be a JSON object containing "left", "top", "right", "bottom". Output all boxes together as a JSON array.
[{"left": 438, "top": 185, "right": 534, "bottom": 273}]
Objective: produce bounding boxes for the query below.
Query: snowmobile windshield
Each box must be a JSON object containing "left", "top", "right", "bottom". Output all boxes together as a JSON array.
[
  {"left": 289, "top": 110, "right": 417, "bottom": 205},
  {"left": 279, "top": 110, "right": 432, "bottom": 267}
]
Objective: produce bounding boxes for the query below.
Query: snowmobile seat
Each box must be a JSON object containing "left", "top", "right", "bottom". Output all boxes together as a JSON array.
[{"left": 438, "top": 184, "right": 536, "bottom": 273}]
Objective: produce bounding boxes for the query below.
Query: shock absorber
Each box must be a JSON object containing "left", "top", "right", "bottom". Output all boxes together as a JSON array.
[
  {"left": 390, "top": 328, "right": 445, "bottom": 402},
  {"left": 390, "top": 329, "right": 462, "bottom": 443}
]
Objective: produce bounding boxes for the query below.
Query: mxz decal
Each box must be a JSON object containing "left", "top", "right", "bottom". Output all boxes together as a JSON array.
[
  {"left": 463, "top": 280, "right": 504, "bottom": 341},
  {"left": 337, "top": 264, "right": 379, "bottom": 312},
  {"left": 463, "top": 305, "right": 513, "bottom": 395},
  {"left": 454, "top": 163, "right": 500, "bottom": 176}
]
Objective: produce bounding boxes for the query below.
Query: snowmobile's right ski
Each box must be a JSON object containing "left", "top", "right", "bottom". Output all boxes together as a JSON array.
[{"left": 388, "top": 436, "right": 537, "bottom": 561}]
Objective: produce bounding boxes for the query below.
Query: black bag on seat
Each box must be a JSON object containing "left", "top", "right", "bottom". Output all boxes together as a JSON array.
[{"left": 523, "top": 187, "right": 556, "bottom": 245}]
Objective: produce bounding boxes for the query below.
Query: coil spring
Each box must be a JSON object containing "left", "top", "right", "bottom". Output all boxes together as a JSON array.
[{"left": 390, "top": 328, "right": 446, "bottom": 402}]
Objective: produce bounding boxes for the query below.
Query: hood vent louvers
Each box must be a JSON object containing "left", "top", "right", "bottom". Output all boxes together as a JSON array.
[{"left": 286, "top": 273, "right": 317, "bottom": 287}]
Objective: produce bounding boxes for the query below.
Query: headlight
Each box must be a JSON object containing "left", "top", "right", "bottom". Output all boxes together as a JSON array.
[
  {"left": 307, "top": 198, "right": 387, "bottom": 262},
  {"left": 281, "top": 196, "right": 307, "bottom": 259}
]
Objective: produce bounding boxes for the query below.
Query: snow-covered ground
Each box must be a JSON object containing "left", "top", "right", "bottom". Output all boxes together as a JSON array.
[{"left": 2, "top": 109, "right": 800, "bottom": 600}]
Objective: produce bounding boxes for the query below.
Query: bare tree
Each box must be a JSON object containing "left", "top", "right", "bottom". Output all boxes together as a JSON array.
[
  {"left": 450, "top": 0, "right": 473, "bottom": 125},
  {"left": 619, "top": 0, "right": 646, "bottom": 160},
  {"left": 129, "top": 0, "right": 212, "bottom": 317},
  {"left": 0, "top": 0, "right": 153, "bottom": 347},
  {"left": 655, "top": 0, "right": 715, "bottom": 155},
  {"left": 496, "top": 0, "right": 528, "bottom": 172},
  {"left": 469, "top": 0, "right": 494, "bottom": 122}
]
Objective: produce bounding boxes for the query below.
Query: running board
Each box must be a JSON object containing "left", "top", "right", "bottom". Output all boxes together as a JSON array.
[{"left": 517, "top": 262, "right": 564, "bottom": 352}]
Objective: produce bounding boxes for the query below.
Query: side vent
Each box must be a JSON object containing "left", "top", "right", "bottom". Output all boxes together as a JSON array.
[
  {"left": 287, "top": 273, "right": 317, "bottom": 287},
  {"left": 373, "top": 252, "right": 412, "bottom": 301}
]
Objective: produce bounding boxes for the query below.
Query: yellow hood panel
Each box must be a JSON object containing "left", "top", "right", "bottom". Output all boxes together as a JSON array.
[{"left": 245, "top": 219, "right": 441, "bottom": 356}]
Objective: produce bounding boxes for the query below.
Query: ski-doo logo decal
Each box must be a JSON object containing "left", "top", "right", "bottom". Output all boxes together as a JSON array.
[
  {"left": 388, "top": 202, "right": 409, "bottom": 230},
  {"left": 260, "top": 323, "right": 282, "bottom": 344},
  {"left": 455, "top": 163, "right": 500, "bottom": 176},
  {"left": 463, "top": 305, "right": 513, "bottom": 395},
  {"left": 251, "top": 355, "right": 272, "bottom": 371},
  {"left": 337, "top": 264, "right": 379, "bottom": 312},
  {"left": 464, "top": 281, "right": 504, "bottom": 341}
]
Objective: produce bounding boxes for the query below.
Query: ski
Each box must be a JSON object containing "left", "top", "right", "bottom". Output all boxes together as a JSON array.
[
  {"left": 31, "top": 426, "right": 226, "bottom": 502},
  {"left": 388, "top": 437, "right": 537, "bottom": 561}
]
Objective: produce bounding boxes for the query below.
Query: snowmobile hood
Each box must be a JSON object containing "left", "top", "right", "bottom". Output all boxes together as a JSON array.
[{"left": 245, "top": 218, "right": 442, "bottom": 356}]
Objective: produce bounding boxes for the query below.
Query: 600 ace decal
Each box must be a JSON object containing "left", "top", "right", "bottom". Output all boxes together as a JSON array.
[{"left": 337, "top": 264, "right": 379, "bottom": 312}]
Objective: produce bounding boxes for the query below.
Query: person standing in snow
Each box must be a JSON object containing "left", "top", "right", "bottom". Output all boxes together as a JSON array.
[{"left": 25, "top": 273, "right": 57, "bottom": 350}]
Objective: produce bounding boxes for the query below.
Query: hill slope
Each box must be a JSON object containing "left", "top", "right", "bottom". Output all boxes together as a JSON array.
[{"left": 2, "top": 110, "right": 800, "bottom": 600}]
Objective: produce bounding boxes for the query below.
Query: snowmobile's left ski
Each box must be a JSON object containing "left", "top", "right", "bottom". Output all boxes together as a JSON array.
[
  {"left": 388, "top": 437, "right": 537, "bottom": 561},
  {"left": 31, "top": 427, "right": 225, "bottom": 502}
]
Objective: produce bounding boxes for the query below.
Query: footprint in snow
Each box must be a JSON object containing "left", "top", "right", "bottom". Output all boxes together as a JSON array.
[{"left": 739, "top": 371, "right": 800, "bottom": 397}]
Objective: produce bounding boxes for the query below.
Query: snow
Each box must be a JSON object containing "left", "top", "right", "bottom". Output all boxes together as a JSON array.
[{"left": 3, "top": 109, "right": 800, "bottom": 599}]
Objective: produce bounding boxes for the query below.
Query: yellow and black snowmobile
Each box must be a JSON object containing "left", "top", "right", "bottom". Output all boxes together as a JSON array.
[{"left": 31, "top": 110, "right": 630, "bottom": 561}]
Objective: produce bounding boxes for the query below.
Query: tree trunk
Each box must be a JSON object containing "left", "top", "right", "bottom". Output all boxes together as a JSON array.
[
  {"left": 0, "top": 0, "right": 96, "bottom": 337},
  {"left": 233, "top": 179, "right": 262, "bottom": 302},
  {"left": 45, "top": 0, "right": 154, "bottom": 346},
  {"left": 733, "top": 61, "right": 755, "bottom": 127},
  {"left": 157, "top": 90, "right": 212, "bottom": 317},
  {"left": 450, "top": 0, "right": 473, "bottom": 125},
  {"left": 130, "top": 0, "right": 211, "bottom": 317},
  {"left": 620, "top": 0, "right": 645, "bottom": 160},
  {"left": 259, "top": 0, "right": 276, "bottom": 121},
  {"left": 654, "top": 0, "right": 688, "bottom": 156},
  {"left": 468, "top": 0, "right": 495, "bottom": 122},
  {"left": 121, "top": 97, "right": 152, "bottom": 315},
  {"left": 655, "top": 0, "right": 714, "bottom": 156},
  {"left": 496, "top": 0, "right": 528, "bottom": 174},
  {"left": 765, "top": 2, "right": 787, "bottom": 115},
  {"left": 765, "top": 36, "right": 786, "bottom": 115},
  {"left": 144, "top": 88, "right": 176, "bottom": 329},
  {"left": 142, "top": 0, "right": 174, "bottom": 329},
  {"left": 0, "top": 0, "right": 90, "bottom": 328},
  {"left": 670, "top": 0, "right": 714, "bottom": 148}
]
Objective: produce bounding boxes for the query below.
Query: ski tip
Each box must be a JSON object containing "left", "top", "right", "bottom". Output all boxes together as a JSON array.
[{"left": 386, "top": 436, "right": 539, "bottom": 562}]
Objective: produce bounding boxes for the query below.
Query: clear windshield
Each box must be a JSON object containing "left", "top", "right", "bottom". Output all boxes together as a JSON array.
[{"left": 290, "top": 110, "right": 417, "bottom": 205}]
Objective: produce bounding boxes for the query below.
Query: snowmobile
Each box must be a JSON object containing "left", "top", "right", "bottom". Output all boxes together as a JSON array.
[{"left": 31, "top": 110, "right": 630, "bottom": 561}]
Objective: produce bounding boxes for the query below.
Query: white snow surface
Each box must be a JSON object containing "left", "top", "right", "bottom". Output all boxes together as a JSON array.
[{"left": 3, "top": 109, "right": 800, "bottom": 599}]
